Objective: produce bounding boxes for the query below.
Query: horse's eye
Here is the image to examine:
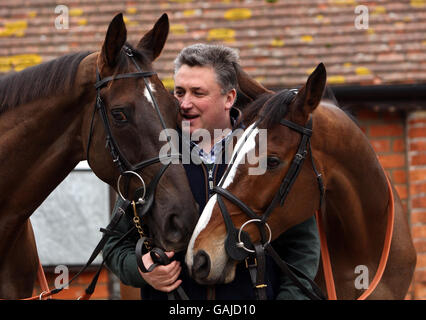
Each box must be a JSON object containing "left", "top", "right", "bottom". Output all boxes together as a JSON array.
[
  {"left": 111, "top": 108, "right": 128, "bottom": 123},
  {"left": 267, "top": 156, "right": 281, "bottom": 170}
]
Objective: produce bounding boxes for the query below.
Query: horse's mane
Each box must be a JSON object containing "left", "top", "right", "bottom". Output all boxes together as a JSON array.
[
  {"left": 0, "top": 42, "right": 157, "bottom": 116},
  {"left": 242, "top": 90, "right": 293, "bottom": 127},
  {"left": 0, "top": 51, "right": 92, "bottom": 115},
  {"left": 242, "top": 86, "right": 357, "bottom": 127}
]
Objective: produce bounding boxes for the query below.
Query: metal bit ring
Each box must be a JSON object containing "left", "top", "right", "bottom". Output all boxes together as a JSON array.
[
  {"left": 237, "top": 219, "right": 272, "bottom": 253},
  {"left": 117, "top": 170, "right": 146, "bottom": 205}
]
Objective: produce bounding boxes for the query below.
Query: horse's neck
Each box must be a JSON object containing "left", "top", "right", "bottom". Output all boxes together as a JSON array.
[
  {"left": 0, "top": 93, "right": 87, "bottom": 231},
  {"left": 315, "top": 103, "right": 389, "bottom": 256}
]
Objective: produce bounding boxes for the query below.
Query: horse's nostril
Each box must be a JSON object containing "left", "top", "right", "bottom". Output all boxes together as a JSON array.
[
  {"left": 192, "top": 250, "right": 210, "bottom": 280},
  {"left": 165, "top": 214, "right": 184, "bottom": 244}
]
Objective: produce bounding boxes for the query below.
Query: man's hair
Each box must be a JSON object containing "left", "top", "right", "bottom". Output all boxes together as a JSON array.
[{"left": 174, "top": 43, "right": 239, "bottom": 94}]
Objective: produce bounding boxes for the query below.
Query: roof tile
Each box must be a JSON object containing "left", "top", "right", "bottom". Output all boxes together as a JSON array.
[{"left": 0, "top": 0, "right": 425, "bottom": 87}]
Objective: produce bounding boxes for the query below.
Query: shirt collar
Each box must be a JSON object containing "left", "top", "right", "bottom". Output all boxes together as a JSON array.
[
  {"left": 178, "top": 106, "right": 245, "bottom": 164},
  {"left": 191, "top": 130, "right": 233, "bottom": 164}
]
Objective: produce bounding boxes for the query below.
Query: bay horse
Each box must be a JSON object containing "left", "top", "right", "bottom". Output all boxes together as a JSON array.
[
  {"left": 186, "top": 63, "right": 416, "bottom": 299},
  {"left": 0, "top": 13, "right": 198, "bottom": 299}
]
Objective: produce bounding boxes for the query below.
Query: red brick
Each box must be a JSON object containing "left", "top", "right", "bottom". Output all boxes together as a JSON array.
[
  {"left": 90, "top": 283, "right": 109, "bottom": 300},
  {"left": 414, "top": 238, "right": 426, "bottom": 252},
  {"left": 370, "top": 124, "right": 404, "bottom": 137},
  {"left": 411, "top": 153, "right": 426, "bottom": 166},
  {"left": 414, "top": 282, "right": 426, "bottom": 300},
  {"left": 412, "top": 211, "right": 426, "bottom": 224},
  {"left": 410, "top": 169, "right": 426, "bottom": 182},
  {"left": 415, "top": 270, "right": 426, "bottom": 284},
  {"left": 392, "top": 138, "right": 406, "bottom": 152},
  {"left": 413, "top": 197, "right": 426, "bottom": 209},
  {"left": 392, "top": 169, "right": 407, "bottom": 184},
  {"left": 76, "top": 270, "right": 108, "bottom": 285},
  {"left": 378, "top": 154, "right": 406, "bottom": 169},
  {"left": 412, "top": 225, "right": 426, "bottom": 239},
  {"left": 408, "top": 119, "right": 426, "bottom": 126},
  {"left": 416, "top": 254, "right": 426, "bottom": 269},
  {"left": 409, "top": 140, "right": 426, "bottom": 152},
  {"left": 411, "top": 182, "right": 426, "bottom": 196},
  {"left": 408, "top": 127, "right": 426, "bottom": 139},
  {"left": 370, "top": 139, "right": 391, "bottom": 153},
  {"left": 55, "top": 286, "right": 86, "bottom": 300}
]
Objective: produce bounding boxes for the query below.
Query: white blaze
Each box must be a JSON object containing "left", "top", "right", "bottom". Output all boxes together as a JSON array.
[
  {"left": 185, "top": 123, "right": 259, "bottom": 267},
  {"left": 186, "top": 194, "right": 217, "bottom": 268},
  {"left": 220, "top": 123, "right": 259, "bottom": 188},
  {"left": 144, "top": 81, "right": 156, "bottom": 108}
]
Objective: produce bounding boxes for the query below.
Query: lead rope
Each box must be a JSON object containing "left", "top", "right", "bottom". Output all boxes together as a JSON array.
[
  {"left": 36, "top": 260, "right": 50, "bottom": 300},
  {"left": 315, "top": 173, "right": 395, "bottom": 300}
]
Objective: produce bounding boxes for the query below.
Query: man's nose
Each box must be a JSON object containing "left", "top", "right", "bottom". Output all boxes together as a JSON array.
[{"left": 179, "top": 94, "right": 192, "bottom": 111}]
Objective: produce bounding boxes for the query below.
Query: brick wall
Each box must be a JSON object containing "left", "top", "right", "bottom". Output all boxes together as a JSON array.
[
  {"left": 407, "top": 111, "right": 426, "bottom": 300},
  {"left": 357, "top": 107, "right": 426, "bottom": 300},
  {"left": 357, "top": 108, "right": 409, "bottom": 214}
]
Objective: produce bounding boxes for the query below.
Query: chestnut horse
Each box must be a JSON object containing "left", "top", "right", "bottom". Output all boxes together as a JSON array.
[
  {"left": 186, "top": 63, "right": 416, "bottom": 299},
  {"left": 0, "top": 13, "right": 198, "bottom": 299}
]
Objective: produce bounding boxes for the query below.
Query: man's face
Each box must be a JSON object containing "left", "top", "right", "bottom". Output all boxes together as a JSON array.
[{"left": 174, "top": 65, "right": 236, "bottom": 135}]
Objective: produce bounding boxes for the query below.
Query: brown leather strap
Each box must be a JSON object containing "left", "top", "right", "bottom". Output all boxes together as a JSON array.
[
  {"left": 316, "top": 174, "right": 395, "bottom": 300},
  {"left": 254, "top": 244, "right": 267, "bottom": 300},
  {"left": 135, "top": 239, "right": 189, "bottom": 300}
]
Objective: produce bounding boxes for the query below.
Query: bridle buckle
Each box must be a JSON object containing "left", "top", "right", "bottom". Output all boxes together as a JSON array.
[
  {"left": 245, "top": 257, "right": 257, "bottom": 268},
  {"left": 123, "top": 45, "right": 134, "bottom": 57}
]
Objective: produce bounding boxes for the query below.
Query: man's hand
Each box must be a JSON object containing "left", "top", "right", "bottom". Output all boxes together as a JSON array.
[{"left": 137, "top": 251, "right": 182, "bottom": 292}]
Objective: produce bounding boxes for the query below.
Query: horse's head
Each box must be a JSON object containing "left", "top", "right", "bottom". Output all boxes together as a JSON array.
[
  {"left": 78, "top": 13, "right": 198, "bottom": 251},
  {"left": 186, "top": 63, "right": 327, "bottom": 284}
]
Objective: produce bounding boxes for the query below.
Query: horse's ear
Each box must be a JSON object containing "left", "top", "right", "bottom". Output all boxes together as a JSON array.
[
  {"left": 292, "top": 63, "right": 326, "bottom": 120},
  {"left": 137, "top": 13, "right": 169, "bottom": 61},
  {"left": 100, "top": 13, "right": 127, "bottom": 68},
  {"left": 233, "top": 63, "right": 273, "bottom": 102}
]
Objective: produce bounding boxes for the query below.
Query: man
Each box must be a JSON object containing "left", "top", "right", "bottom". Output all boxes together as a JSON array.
[{"left": 103, "top": 44, "right": 320, "bottom": 299}]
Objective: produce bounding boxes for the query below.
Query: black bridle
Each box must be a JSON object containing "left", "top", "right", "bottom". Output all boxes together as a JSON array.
[
  {"left": 86, "top": 45, "right": 179, "bottom": 206},
  {"left": 211, "top": 90, "right": 327, "bottom": 300}
]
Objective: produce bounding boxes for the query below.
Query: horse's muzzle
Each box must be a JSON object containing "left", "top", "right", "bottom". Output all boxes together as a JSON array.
[{"left": 192, "top": 250, "right": 211, "bottom": 281}]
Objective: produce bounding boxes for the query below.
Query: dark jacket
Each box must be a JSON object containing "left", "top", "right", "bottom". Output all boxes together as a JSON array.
[{"left": 103, "top": 108, "right": 320, "bottom": 299}]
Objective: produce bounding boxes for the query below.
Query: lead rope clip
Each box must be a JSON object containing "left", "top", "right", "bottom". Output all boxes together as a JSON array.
[{"left": 132, "top": 201, "right": 151, "bottom": 250}]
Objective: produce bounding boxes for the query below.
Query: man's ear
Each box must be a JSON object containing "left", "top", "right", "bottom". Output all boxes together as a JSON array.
[
  {"left": 137, "top": 13, "right": 169, "bottom": 61},
  {"left": 291, "top": 63, "right": 326, "bottom": 122},
  {"left": 225, "top": 88, "right": 237, "bottom": 111},
  {"left": 99, "top": 13, "right": 127, "bottom": 68}
]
